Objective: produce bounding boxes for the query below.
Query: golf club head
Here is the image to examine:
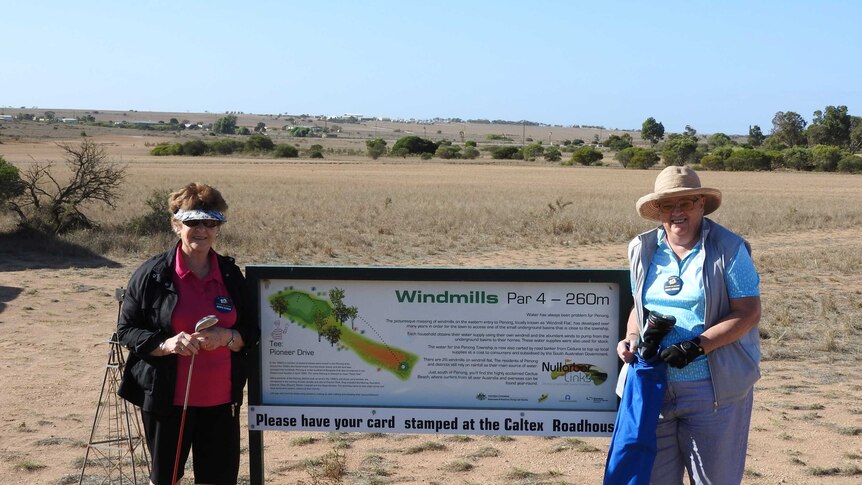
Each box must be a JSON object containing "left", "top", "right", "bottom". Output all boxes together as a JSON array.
[
  {"left": 195, "top": 315, "right": 219, "bottom": 332},
  {"left": 639, "top": 310, "right": 676, "bottom": 360}
]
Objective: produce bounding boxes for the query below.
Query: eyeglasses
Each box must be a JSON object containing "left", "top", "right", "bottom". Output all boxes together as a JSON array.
[
  {"left": 182, "top": 219, "right": 221, "bottom": 228},
  {"left": 657, "top": 197, "right": 700, "bottom": 213}
]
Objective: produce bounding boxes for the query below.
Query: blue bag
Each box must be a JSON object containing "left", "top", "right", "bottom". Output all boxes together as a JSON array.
[{"left": 603, "top": 353, "right": 667, "bottom": 485}]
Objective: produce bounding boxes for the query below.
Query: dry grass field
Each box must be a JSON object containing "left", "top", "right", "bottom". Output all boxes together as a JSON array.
[{"left": 0, "top": 124, "right": 861, "bottom": 484}]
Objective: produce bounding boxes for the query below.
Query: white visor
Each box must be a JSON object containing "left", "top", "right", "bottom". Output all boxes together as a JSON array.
[{"left": 173, "top": 208, "right": 226, "bottom": 222}]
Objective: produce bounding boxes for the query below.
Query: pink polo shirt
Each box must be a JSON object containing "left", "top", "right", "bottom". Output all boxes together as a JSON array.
[{"left": 171, "top": 245, "right": 237, "bottom": 407}]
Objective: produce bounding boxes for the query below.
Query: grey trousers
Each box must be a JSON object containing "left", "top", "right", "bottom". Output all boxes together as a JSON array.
[{"left": 650, "top": 379, "right": 754, "bottom": 485}]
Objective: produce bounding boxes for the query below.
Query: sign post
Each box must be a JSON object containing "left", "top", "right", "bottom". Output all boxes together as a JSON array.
[{"left": 245, "top": 266, "right": 631, "bottom": 484}]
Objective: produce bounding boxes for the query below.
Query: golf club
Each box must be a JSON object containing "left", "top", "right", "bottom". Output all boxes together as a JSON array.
[{"left": 171, "top": 315, "right": 219, "bottom": 485}]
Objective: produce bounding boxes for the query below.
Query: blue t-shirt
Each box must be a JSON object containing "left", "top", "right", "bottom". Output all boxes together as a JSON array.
[{"left": 635, "top": 228, "right": 760, "bottom": 381}]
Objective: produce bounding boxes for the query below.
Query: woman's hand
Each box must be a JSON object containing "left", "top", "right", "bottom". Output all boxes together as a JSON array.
[
  {"left": 160, "top": 332, "right": 201, "bottom": 356},
  {"left": 617, "top": 333, "right": 639, "bottom": 363},
  {"left": 193, "top": 327, "right": 232, "bottom": 351}
]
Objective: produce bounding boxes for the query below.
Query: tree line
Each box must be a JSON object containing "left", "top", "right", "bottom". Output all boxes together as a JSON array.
[{"left": 631, "top": 106, "right": 862, "bottom": 173}]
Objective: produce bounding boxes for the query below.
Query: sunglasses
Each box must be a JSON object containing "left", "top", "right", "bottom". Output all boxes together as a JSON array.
[
  {"left": 657, "top": 197, "right": 700, "bottom": 213},
  {"left": 182, "top": 219, "right": 222, "bottom": 228}
]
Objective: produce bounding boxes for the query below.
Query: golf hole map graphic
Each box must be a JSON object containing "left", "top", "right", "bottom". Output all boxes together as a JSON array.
[{"left": 247, "top": 267, "right": 629, "bottom": 440}]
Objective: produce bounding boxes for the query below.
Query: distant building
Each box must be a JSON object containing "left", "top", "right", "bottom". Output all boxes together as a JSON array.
[
  {"left": 0, "top": 115, "right": 13, "bottom": 122},
  {"left": 61, "top": 118, "right": 79, "bottom": 123}
]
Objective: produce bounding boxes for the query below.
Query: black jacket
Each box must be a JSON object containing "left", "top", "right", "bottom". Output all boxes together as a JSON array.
[{"left": 117, "top": 245, "right": 259, "bottom": 414}]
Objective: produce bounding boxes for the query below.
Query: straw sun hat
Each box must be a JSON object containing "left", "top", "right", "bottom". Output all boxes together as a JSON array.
[{"left": 636, "top": 165, "right": 722, "bottom": 221}]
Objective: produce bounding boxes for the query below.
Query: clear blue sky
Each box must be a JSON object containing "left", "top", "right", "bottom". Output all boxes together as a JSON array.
[{"left": 3, "top": 1, "right": 860, "bottom": 134}]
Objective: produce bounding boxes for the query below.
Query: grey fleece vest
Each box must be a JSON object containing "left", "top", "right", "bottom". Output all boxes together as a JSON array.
[{"left": 628, "top": 218, "right": 761, "bottom": 405}]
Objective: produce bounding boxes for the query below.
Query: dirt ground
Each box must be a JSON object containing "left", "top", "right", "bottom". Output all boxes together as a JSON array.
[{"left": 1, "top": 232, "right": 860, "bottom": 485}]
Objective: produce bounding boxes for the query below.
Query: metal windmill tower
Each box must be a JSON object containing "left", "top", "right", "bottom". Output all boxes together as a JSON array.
[{"left": 79, "top": 289, "right": 150, "bottom": 484}]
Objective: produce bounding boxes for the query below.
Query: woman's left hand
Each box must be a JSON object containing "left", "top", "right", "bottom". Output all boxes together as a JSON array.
[{"left": 193, "top": 327, "right": 231, "bottom": 351}]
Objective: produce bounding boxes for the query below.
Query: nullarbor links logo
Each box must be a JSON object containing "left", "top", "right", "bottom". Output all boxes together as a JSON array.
[{"left": 545, "top": 359, "right": 608, "bottom": 385}]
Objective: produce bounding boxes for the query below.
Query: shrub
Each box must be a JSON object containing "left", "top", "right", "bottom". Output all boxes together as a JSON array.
[
  {"left": 543, "top": 146, "right": 562, "bottom": 162},
  {"left": 127, "top": 188, "right": 171, "bottom": 235},
  {"left": 465, "top": 140, "right": 477, "bottom": 147},
  {"left": 779, "top": 146, "right": 813, "bottom": 171},
  {"left": 392, "top": 136, "right": 437, "bottom": 155},
  {"left": 491, "top": 146, "right": 522, "bottom": 160},
  {"left": 661, "top": 136, "right": 699, "bottom": 166},
  {"left": 273, "top": 144, "right": 298, "bottom": 158},
  {"left": 462, "top": 146, "right": 480, "bottom": 159},
  {"left": 615, "top": 147, "right": 658, "bottom": 169},
  {"left": 568, "top": 146, "right": 604, "bottom": 166},
  {"left": 366, "top": 138, "right": 387, "bottom": 159},
  {"left": 288, "top": 126, "right": 312, "bottom": 137},
  {"left": 209, "top": 139, "right": 242, "bottom": 155},
  {"left": 486, "top": 134, "right": 513, "bottom": 142},
  {"left": 150, "top": 143, "right": 183, "bottom": 156},
  {"left": 0, "top": 155, "right": 24, "bottom": 205},
  {"left": 699, "top": 154, "right": 725, "bottom": 170},
  {"left": 810, "top": 144, "right": 845, "bottom": 172},
  {"left": 212, "top": 115, "right": 237, "bottom": 134},
  {"left": 521, "top": 143, "right": 545, "bottom": 161},
  {"left": 435, "top": 144, "right": 462, "bottom": 159},
  {"left": 244, "top": 134, "right": 275, "bottom": 153},
  {"left": 308, "top": 144, "right": 324, "bottom": 159},
  {"left": 603, "top": 134, "right": 633, "bottom": 151},
  {"left": 182, "top": 140, "right": 208, "bottom": 156},
  {"left": 724, "top": 148, "right": 772, "bottom": 171},
  {"left": 837, "top": 155, "right": 862, "bottom": 173},
  {"left": 8, "top": 140, "right": 125, "bottom": 233}
]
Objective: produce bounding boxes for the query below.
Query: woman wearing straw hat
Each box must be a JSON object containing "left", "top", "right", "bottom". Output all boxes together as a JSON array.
[{"left": 614, "top": 165, "right": 761, "bottom": 484}]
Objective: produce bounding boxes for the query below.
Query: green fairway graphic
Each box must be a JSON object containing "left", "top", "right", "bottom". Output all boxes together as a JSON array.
[{"left": 268, "top": 289, "right": 418, "bottom": 380}]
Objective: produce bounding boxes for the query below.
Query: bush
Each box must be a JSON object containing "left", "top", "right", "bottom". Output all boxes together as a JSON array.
[
  {"left": 810, "top": 144, "right": 845, "bottom": 172},
  {"left": 366, "top": 138, "right": 387, "bottom": 159},
  {"left": 244, "top": 134, "right": 275, "bottom": 153},
  {"left": 462, "top": 146, "right": 480, "bottom": 159},
  {"left": 212, "top": 115, "right": 237, "bottom": 134},
  {"left": 779, "top": 146, "right": 813, "bottom": 171},
  {"left": 435, "top": 144, "right": 462, "bottom": 159},
  {"left": 392, "top": 136, "right": 437, "bottom": 155},
  {"left": 308, "top": 144, "right": 324, "bottom": 159},
  {"left": 150, "top": 143, "right": 183, "bottom": 156},
  {"left": 615, "top": 147, "right": 658, "bottom": 169},
  {"left": 837, "top": 155, "right": 862, "bottom": 173},
  {"left": 465, "top": 140, "right": 477, "bottom": 147},
  {"left": 209, "top": 139, "right": 243, "bottom": 155},
  {"left": 8, "top": 140, "right": 125, "bottom": 233},
  {"left": 127, "top": 188, "right": 171, "bottom": 235},
  {"left": 521, "top": 143, "right": 545, "bottom": 161},
  {"left": 603, "top": 134, "right": 633, "bottom": 151},
  {"left": 568, "top": 146, "right": 603, "bottom": 166},
  {"left": 491, "top": 146, "right": 522, "bottom": 160},
  {"left": 486, "top": 134, "right": 513, "bottom": 142},
  {"left": 288, "top": 126, "right": 312, "bottom": 137},
  {"left": 724, "top": 148, "right": 773, "bottom": 171},
  {"left": 273, "top": 144, "right": 298, "bottom": 158},
  {"left": 544, "top": 146, "right": 562, "bottom": 162},
  {"left": 661, "top": 136, "right": 699, "bottom": 166},
  {"left": 699, "top": 154, "right": 725, "bottom": 170},
  {"left": 182, "top": 140, "right": 208, "bottom": 156},
  {"left": 0, "top": 155, "right": 24, "bottom": 204}
]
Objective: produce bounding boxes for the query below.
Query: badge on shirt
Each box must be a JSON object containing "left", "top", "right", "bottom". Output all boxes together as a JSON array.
[
  {"left": 664, "top": 276, "right": 683, "bottom": 295},
  {"left": 214, "top": 296, "right": 233, "bottom": 313}
]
